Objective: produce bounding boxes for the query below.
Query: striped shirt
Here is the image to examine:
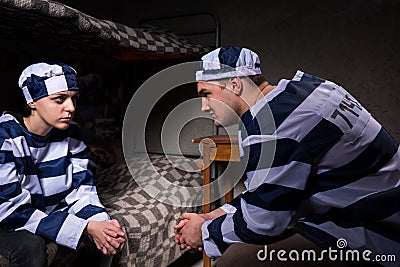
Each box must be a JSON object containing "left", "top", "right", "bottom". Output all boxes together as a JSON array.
[
  {"left": 0, "top": 113, "right": 109, "bottom": 249},
  {"left": 201, "top": 71, "right": 400, "bottom": 265}
]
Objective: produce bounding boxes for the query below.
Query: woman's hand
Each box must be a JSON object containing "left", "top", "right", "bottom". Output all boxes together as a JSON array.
[{"left": 86, "top": 220, "right": 126, "bottom": 255}]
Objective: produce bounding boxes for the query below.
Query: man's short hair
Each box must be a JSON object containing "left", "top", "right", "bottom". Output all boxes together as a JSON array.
[{"left": 248, "top": 74, "right": 267, "bottom": 86}]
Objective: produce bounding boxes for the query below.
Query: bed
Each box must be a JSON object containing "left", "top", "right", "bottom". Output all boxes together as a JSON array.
[
  {"left": 92, "top": 153, "right": 203, "bottom": 267},
  {"left": 0, "top": 0, "right": 212, "bottom": 266},
  {"left": 0, "top": 0, "right": 210, "bottom": 61}
]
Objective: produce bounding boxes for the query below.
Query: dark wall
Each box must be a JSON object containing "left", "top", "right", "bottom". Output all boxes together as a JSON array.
[{"left": 57, "top": 0, "right": 400, "bottom": 140}]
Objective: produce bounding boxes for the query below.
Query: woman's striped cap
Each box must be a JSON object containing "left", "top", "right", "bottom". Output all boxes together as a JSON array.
[{"left": 18, "top": 62, "right": 79, "bottom": 103}]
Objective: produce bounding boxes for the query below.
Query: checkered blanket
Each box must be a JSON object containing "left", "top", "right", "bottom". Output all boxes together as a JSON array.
[
  {"left": 96, "top": 154, "right": 203, "bottom": 267},
  {"left": 0, "top": 0, "right": 210, "bottom": 60}
]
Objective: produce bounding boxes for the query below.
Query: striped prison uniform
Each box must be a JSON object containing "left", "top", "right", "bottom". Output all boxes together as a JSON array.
[
  {"left": 201, "top": 71, "right": 400, "bottom": 265},
  {"left": 0, "top": 113, "right": 109, "bottom": 249}
]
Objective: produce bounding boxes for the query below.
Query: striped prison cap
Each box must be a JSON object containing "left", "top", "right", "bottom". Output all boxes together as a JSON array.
[
  {"left": 196, "top": 46, "right": 261, "bottom": 81},
  {"left": 18, "top": 62, "right": 79, "bottom": 103}
]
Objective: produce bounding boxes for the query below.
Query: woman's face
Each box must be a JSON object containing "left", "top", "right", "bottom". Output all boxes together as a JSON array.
[{"left": 29, "top": 90, "right": 79, "bottom": 135}]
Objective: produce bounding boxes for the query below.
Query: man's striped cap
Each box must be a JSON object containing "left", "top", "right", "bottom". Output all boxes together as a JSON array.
[
  {"left": 18, "top": 62, "right": 79, "bottom": 103},
  {"left": 196, "top": 47, "right": 261, "bottom": 81}
]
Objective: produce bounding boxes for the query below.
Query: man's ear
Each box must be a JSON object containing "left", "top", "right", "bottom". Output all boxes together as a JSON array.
[
  {"left": 28, "top": 102, "right": 36, "bottom": 109},
  {"left": 230, "top": 77, "right": 243, "bottom": 96}
]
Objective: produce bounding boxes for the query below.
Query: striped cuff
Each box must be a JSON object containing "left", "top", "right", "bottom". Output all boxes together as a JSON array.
[
  {"left": 220, "top": 203, "right": 237, "bottom": 214},
  {"left": 202, "top": 220, "right": 222, "bottom": 258},
  {"left": 55, "top": 214, "right": 87, "bottom": 249}
]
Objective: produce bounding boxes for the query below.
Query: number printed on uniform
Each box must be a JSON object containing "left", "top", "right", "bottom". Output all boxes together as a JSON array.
[{"left": 330, "top": 94, "right": 363, "bottom": 130}]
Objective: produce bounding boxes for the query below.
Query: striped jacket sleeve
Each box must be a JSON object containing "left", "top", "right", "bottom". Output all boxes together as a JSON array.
[
  {"left": 201, "top": 134, "right": 320, "bottom": 258},
  {"left": 56, "top": 124, "right": 110, "bottom": 246},
  {"left": 63, "top": 126, "right": 110, "bottom": 222}
]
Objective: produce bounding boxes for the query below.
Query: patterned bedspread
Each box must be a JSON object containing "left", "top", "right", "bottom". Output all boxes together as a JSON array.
[
  {"left": 0, "top": 0, "right": 210, "bottom": 60},
  {"left": 96, "top": 154, "right": 203, "bottom": 267}
]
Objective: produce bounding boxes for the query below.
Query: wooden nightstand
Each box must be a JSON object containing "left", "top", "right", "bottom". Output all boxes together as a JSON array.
[{"left": 192, "top": 135, "right": 240, "bottom": 267}]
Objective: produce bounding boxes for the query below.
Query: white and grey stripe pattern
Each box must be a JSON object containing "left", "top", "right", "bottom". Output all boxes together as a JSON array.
[
  {"left": 195, "top": 47, "right": 262, "bottom": 81},
  {"left": 202, "top": 71, "right": 400, "bottom": 265},
  {"left": 0, "top": 114, "right": 109, "bottom": 249}
]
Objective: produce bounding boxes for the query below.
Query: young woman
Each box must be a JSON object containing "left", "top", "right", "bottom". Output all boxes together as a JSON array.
[{"left": 0, "top": 62, "right": 125, "bottom": 267}]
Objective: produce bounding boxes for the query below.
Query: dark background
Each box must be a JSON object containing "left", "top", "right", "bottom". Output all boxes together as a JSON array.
[{"left": 1, "top": 0, "right": 399, "bottom": 153}]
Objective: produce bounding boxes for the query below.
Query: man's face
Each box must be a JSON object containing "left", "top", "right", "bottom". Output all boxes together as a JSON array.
[{"left": 197, "top": 81, "right": 240, "bottom": 127}]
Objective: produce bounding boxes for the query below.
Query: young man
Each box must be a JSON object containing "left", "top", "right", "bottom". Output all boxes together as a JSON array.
[
  {"left": 0, "top": 62, "right": 125, "bottom": 267},
  {"left": 174, "top": 47, "right": 400, "bottom": 266}
]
